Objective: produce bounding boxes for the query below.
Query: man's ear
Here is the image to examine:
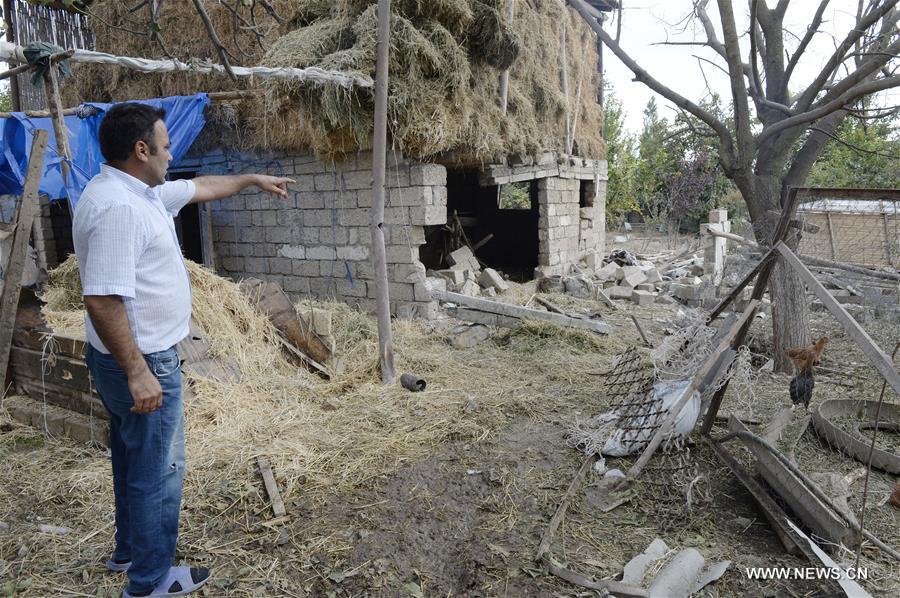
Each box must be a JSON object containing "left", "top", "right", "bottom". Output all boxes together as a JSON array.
[{"left": 134, "top": 140, "right": 150, "bottom": 163}]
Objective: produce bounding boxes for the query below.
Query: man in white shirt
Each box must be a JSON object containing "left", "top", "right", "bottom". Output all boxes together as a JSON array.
[{"left": 73, "top": 102, "right": 293, "bottom": 598}]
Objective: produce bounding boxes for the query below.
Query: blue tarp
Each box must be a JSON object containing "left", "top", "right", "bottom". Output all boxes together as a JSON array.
[{"left": 0, "top": 93, "right": 210, "bottom": 206}]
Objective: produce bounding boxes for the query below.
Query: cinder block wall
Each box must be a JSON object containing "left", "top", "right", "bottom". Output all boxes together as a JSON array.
[
  {"left": 537, "top": 177, "right": 582, "bottom": 276},
  {"left": 180, "top": 150, "right": 446, "bottom": 318}
]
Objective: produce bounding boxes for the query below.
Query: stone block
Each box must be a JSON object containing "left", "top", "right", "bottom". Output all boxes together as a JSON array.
[
  {"left": 595, "top": 262, "right": 618, "bottom": 281},
  {"left": 673, "top": 284, "right": 699, "bottom": 300},
  {"left": 631, "top": 290, "right": 655, "bottom": 307},
  {"left": 483, "top": 287, "right": 496, "bottom": 297},
  {"left": 311, "top": 308, "right": 332, "bottom": 337},
  {"left": 306, "top": 246, "right": 337, "bottom": 260},
  {"left": 538, "top": 275, "right": 565, "bottom": 293},
  {"left": 448, "top": 246, "right": 478, "bottom": 270},
  {"left": 337, "top": 245, "right": 369, "bottom": 261},
  {"left": 621, "top": 270, "right": 647, "bottom": 288},
  {"left": 425, "top": 276, "right": 447, "bottom": 294},
  {"left": 458, "top": 279, "right": 481, "bottom": 297},
  {"left": 607, "top": 286, "right": 633, "bottom": 300},
  {"left": 643, "top": 268, "right": 661, "bottom": 283},
  {"left": 447, "top": 324, "right": 490, "bottom": 349},
  {"left": 435, "top": 269, "right": 465, "bottom": 286},
  {"left": 564, "top": 276, "right": 594, "bottom": 299},
  {"left": 635, "top": 283, "right": 656, "bottom": 292},
  {"left": 655, "top": 294, "right": 675, "bottom": 305},
  {"left": 479, "top": 268, "right": 509, "bottom": 292}
]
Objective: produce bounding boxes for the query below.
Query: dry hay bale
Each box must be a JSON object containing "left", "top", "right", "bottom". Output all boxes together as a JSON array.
[
  {"left": 468, "top": 0, "right": 519, "bottom": 70},
  {"left": 75, "top": 0, "right": 605, "bottom": 169}
]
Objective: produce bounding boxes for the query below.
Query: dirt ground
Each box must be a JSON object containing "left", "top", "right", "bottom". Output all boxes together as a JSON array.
[{"left": 1, "top": 261, "right": 899, "bottom": 597}]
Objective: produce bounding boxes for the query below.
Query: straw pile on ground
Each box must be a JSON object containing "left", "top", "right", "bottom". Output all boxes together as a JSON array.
[{"left": 66, "top": 0, "right": 605, "bottom": 162}]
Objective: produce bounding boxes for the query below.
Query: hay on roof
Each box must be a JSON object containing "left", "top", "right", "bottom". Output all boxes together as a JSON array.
[{"left": 66, "top": 0, "right": 606, "bottom": 162}]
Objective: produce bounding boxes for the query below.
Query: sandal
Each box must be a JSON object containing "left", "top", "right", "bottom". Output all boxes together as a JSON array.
[{"left": 122, "top": 566, "right": 210, "bottom": 597}]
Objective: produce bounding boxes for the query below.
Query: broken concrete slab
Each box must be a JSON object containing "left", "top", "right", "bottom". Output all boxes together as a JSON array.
[
  {"left": 564, "top": 276, "right": 594, "bottom": 299},
  {"left": 435, "top": 269, "right": 465, "bottom": 286},
  {"left": 458, "top": 279, "right": 481, "bottom": 297},
  {"left": 595, "top": 262, "right": 619, "bottom": 281},
  {"left": 607, "top": 286, "right": 633, "bottom": 300},
  {"left": 479, "top": 268, "right": 509, "bottom": 292},
  {"left": 447, "top": 324, "right": 490, "bottom": 349},
  {"left": 622, "top": 271, "right": 648, "bottom": 288},
  {"left": 631, "top": 290, "right": 655, "bottom": 307}
]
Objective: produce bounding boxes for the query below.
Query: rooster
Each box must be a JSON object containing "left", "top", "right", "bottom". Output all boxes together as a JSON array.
[{"left": 785, "top": 336, "right": 829, "bottom": 410}]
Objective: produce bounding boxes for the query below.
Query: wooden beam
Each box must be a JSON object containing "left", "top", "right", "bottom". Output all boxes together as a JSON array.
[
  {"left": 707, "top": 247, "right": 776, "bottom": 321},
  {"left": 825, "top": 212, "right": 837, "bottom": 260},
  {"left": 370, "top": 0, "right": 395, "bottom": 384},
  {"left": 256, "top": 457, "right": 286, "bottom": 518},
  {"left": 435, "top": 290, "right": 610, "bottom": 333},
  {"left": 628, "top": 299, "right": 759, "bottom": 478},
  {"left": 0, "top": 131, "right": 48, "bottom": 384},
  {"left": 627, "top": 299, "right": 759, "bottom": 479},
  {"left": 776, "top": 242, "right": 900, "bottom": 398}
]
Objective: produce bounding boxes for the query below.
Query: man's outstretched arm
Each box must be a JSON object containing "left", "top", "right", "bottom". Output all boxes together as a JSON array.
[{"left": 190, "top": 174, "right": 294, "bottom": 204}]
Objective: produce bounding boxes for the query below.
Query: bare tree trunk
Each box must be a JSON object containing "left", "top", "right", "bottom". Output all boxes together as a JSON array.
[
  {"left": 749, "top": 177, "right": 809, "bottom": 373},
  {"left": 770, "top": 254, "right": 809, "bottom": 372}
]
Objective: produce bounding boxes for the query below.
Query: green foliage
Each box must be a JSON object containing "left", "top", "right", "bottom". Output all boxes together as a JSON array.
[
  {"left": 602, "top": 87, "right": 640, "bottom": 226},
  {"left": 0, "top": 86, "right": 12, "bottom": 113},
  {"left": 498, "top": 182, "right": 531, "bottom": 209},
  {"left": 604, "top": 88, "right": 732, "bottom": 231},
  {"left": 808, "top": 115, "right": 900, "bottom": 189}
]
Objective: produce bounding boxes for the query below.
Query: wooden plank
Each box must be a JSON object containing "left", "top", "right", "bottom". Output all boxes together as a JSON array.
[
  {"left": 776, "top": 242, "right": 900, "bottom": 399},
  {"left": 257, "top": 457, "right": 286, "bottom": 518},
  {"left": 627, "top": 300, "right": 759, "bottom": 479},
  {"left": 704, "top": 436, "right": 801, "bottom": 555},
  {"left": 825, "top": 212, "right": 837, "bottom": 260},
  {"left": 200, "top": 202, "right": 217, "bottom": 270},
  {"left": 16, "top": 378, "right": 107, "bottom": 420},
  {"left": 434, "top": 290, "right": 610, "bottom": 334},
  {"left": 728, "top": 417, "right": 859, "bottom": 547},
  {"left": 175, "top": 320, "right": 211, "bottom": 366},
  {"left": 239, "top": 278, "right": 332, "bottom": 367},
  {"left": 0, "top": 131, "right": 49, "bottom": 383},
  {"left": 707, "top": 247, "right": 776, "bottom": 320},
  {"left": 10, "top": 346, "right": 93, "bottom": 394}
]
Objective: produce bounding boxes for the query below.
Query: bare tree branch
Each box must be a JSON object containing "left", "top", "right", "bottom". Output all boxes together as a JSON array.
[
  {"left": 717, "top": 0, "right": 754, "bottom": 167},
  {"left": 792, "top": 0, "right": 898, "bottom": 111},
  {"left": 784, "top": 0, "right": 830, "bottom": 84},
  {"left": 569, "top": 0, "right": 737, "bottom": 169},
  {"left": 809, "top": 124, "right": 900, "bottom": 159},
  {"left": 191, "top": 0, "right": 237, "bottom": 80},
  {"left": 760, "top": 74, "right": 900, "bottom": 143},
  {"left": 784, "top": 110, "right": 846, "bottom": 185}
]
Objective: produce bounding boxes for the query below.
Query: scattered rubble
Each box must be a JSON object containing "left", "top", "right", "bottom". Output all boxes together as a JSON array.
[{"left": 447, "top": 323, "right": 491, "bottom": 349}]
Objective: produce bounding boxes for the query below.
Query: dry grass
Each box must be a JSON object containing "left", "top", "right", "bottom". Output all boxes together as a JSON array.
[{"left": 66, "top": 0, "right": 605, "bottom": 163}]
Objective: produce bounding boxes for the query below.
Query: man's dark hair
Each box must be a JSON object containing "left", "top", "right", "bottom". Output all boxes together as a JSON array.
[{"left": 98, "top": 103, "right": 166, "bottom": 163}]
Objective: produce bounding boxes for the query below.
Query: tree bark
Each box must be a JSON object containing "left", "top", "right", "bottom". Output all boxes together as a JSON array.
[{"left": 751, "top": 177, "right": 808, "bottom": 373}]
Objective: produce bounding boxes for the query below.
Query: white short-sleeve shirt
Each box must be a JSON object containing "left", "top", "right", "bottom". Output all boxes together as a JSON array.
[{"left": 72, "top": 164, "right": 196, "bottom": 354}]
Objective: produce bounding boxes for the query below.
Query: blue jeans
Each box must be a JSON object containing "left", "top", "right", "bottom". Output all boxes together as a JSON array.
[{"left": 86, "top": 345, "right": 185, "bottom": 595}]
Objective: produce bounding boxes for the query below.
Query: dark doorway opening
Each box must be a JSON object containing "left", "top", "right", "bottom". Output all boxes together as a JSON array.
[
  {"left": 420, "top": 170, "right": 539, "bottom": 282},
  {"left": 169, "top": 171, "right": 204, "bottom": 263}
]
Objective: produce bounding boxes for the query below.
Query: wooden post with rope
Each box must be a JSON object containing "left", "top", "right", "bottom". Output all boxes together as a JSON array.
[
  {"left": 0, "top": 131, "right": 49, "bottom": 385},
  {"left": 370, "top": 0, "right": 396, "bottom": 384},
  {"left": 498, "top": 0, "right": 514, "bottom": 114}
]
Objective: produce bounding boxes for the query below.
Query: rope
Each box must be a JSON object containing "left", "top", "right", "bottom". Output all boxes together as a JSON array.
[{"left": 0, "top": 40, "right": 373, "bottom": 89}]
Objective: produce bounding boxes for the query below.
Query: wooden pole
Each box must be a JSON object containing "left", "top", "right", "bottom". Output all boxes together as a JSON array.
[
  {"left": 370, "top": 0, "right": 396, "bottom": 384},
  {"left": 825, "top": 212, "right": 837, "bottom": 260},
  {"left": 0, "top": 131, "right": 49, "bottom": 384},
  {"left": 3, "top": 0, "right": 21, "bottom": 112},
  {"left": 560, "top": 16, "right": 572, "bottom": 154},
  {"left": 776, "top": 242, "right": 900, "bottom": 398},
  {"left": 42, "top": 63, "right": 71, "bottom": 185},
  {"left": 498, "top": 0, "right": 514, "bottom": 114}
]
